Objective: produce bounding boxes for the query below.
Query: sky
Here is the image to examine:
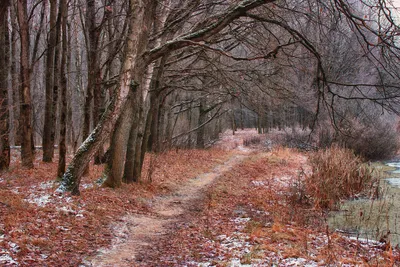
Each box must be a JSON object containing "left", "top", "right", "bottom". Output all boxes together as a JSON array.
[{"left": 389, "top": 0, "right": 400, "bottom": 24}]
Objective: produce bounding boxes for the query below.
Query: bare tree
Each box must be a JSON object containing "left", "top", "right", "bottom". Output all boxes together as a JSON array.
[
  {"left": 0, "top": 0, "right": 10, "bottom": 170},
  {"left": 16, "top": 0, "right": 34, "bottom": 168},
  {"left": 42, "top": 0, "right": 58, "bottom": 162},
  {"left": 58, "top": 0, "right": 274, "bottom": 194},
  {"left": 57, "top": 0, "right": 68, "bottom": 178}
]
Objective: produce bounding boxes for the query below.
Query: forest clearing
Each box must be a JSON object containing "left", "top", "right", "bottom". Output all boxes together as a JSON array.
[{"left": 1, "top": 129, "right": 399, "bottom": 266}]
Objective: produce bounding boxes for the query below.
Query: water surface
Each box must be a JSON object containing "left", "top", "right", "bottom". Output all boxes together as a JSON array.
[{"left": 328, "top": 161, "right": 400, "bottom": 245}]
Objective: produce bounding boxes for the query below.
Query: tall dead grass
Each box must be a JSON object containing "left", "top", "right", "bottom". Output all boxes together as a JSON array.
[{"left": 305, "top": 146, "right": 374, "bottom": 210}]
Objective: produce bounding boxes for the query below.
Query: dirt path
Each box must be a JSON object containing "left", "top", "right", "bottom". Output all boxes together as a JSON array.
[{"left": 85, "top": 149, "right": 250, "bottom": 266}]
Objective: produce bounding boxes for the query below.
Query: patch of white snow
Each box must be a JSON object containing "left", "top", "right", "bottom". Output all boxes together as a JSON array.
[
  {"left": 26, "top": 194, "right": 52, "bottom": 207},
  {"left": 39, "top": 181, "right": 55, "bottom": 190},
  {"left": 82, "top": 183, "right": 94, "bottom": 189},
  {"left": 0, "top": 253, "right": 19, "bottom": 266},
  {"left": 281, "top": 257, "right": 318, "bottom": 267},
  {"left": 8, "top": 242, "right": 20, "bottom": 253}
]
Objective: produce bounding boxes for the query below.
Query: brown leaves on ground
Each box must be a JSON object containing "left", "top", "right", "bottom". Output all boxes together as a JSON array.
[
  {"left": 1, "top": 136, "right": 399, "bottom": 266},
  {"left": 0, "top": 148, "right": 230, "bottom": 266},
  {"left": 138, "top": 147, "right": 400, "bottom": 266}
]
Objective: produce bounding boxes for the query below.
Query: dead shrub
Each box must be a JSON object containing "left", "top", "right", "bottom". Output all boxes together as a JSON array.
[
  {"left": 338, "top": 120, "right": 399, "bottom": 160},
  {"left": 283, "top": 128, "right": 315, "bottom": 151},
  {"left": 305, "top": 146, "right": 374, "bottom": 210},
  {"left": 243, "top": 136, "right": 262, "bottom": 146}
]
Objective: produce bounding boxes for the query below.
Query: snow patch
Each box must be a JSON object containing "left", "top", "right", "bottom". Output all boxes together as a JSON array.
[
  {"left": 0, "top": 253, "right": 19, "bottom": 266},
  {"left": 231, "top": 217, "right": 251, "bottom": 232},
  {"left": 251, "top": 180, "right": 266, "bottom": 187},
  {"left": 11, "top": 187, "right": 20, "bottom": 194},
  {"left": 8, "top": 242, "right": 20, "bottom": 253},
  {"left": 56, "top": 226, "right": 70, "bottom": 231},
  {"left": 237, "top": 146, "right": 250, "bottom": 152},
  {"left": 275, "top": 175, "right": 293, "bottom": 187},
  {"left": 228, "top": 258, "right": 252, "bottom": 266},
  {"left": 82, "top": 183, "right": 94, "bottom": 189},
  {"left": 281, "top": 257, "right": 319, "bottom": 266},
  {"left": 57, "top": 206, "right": 76, "bottom": 215},
  {"left": 39, "top": 181, "right": 55, "bottom": 190},
  {"left": 26, "top": 194, "right": 52, "bottom": 207}
]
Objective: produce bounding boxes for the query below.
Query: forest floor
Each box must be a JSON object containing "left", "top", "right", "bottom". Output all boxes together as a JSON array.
[{"left": 1, "top": 129, "right": 399, "bottom": 266}]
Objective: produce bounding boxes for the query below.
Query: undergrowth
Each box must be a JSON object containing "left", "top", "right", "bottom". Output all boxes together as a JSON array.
[
  {"left": 304, "top": 146, "right": 375, "bottom": 210},
  {"left": 243, "top": 136, "right": 262, "bottom": 146}
]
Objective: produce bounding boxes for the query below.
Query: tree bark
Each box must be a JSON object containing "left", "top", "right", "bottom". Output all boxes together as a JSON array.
[
  {"left": 17, "top": 0, "right": 33, "bottom": 168},
  {"left": 123, "top": 100, "right": 145, "bottom": 183},
  {"left": 104, "top": 0, "right": 156, "bottom": 187},
  {"left": 196, "top": 95, "right": 206, "bottom": 148},
  {"left": 10, "top": 5, "right": 19, "bottom": 147},
  {"left": 58, "top": 0, "right": 155, "bottom": 194},
  {"left": 0, "top": 0, "right": 10, "bottom": 171},
  {"left": 120, "top": 97, "right": 140, "bottom": 184},
  {"left": 57, "top": 0, "right": 67, "bottom": 178},
  {"left": 86, "top": 0, "right": 103, "bottom": 165},
  {"left": 50, "top": 6, "right": 62, "bottom": 159},
  {"left": 103, "top": 93, "right": 137, "bottom": 188},
  {"left": 43, "top": 0, "right": 58, "bottom": 162}
]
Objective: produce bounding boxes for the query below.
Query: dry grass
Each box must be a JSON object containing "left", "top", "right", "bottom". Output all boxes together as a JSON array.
[{"left": 305, "top": 146, "right": 375, "bottom": 210}]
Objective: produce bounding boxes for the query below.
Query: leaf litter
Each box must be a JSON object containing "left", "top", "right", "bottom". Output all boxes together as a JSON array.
[{"left": 0, "top": 129, "right": 399, "bottom": 266}]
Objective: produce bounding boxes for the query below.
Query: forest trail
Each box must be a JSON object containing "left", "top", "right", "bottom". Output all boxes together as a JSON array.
[{"left": 86, "top": 148, "right": 252, "bottom": 266}]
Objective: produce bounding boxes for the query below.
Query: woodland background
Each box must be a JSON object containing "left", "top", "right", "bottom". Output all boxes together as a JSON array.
[{"left": 0, "top": 0, "right": 400, "bottom": 193}]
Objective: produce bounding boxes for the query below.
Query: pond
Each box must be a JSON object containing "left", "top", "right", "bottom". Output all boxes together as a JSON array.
[{"left": 328, "top": 161, "right": 400, "bottom": 245}]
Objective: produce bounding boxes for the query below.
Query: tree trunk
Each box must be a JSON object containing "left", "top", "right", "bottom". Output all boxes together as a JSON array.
[
  {"left": 132, "top": 117, "right": 146, "bottom": 181},
  {"left": 240, "top": 102, "right": 244, "bottom": 130},
  {"left": 152, "top": 91, "right": 167, "bottom": 152},
  {"left": 0, "top": 0, "right": 10, "bottom": 171},
  {"left": 17, "top": 0, "right": 33, "bottom": 168},
  {"left": 104, "top": 0, "right": 156, "bottom": 187},
  {"left": 50, "top": 6, "right": 62, "bottom": 159},
  {"left": 58, "top": 0, "right": 155, "bottom": 195},
  {"left": 57, "top": 0, "right": 67, "bottom": 178},
  {"left": 103, "top": 93, "right": 137, "bottom": 188},
  {"left": 196, "top": 94, "right": 206, "bottom": 148},
  {"left": 42, "top": 0, "right": 58, "bottom": 162},
  {"left": 58, "top": 0, "right": 271, "bottom": 194},
  {"left": 121, "top": 99, "right": 140, "bottom": 184},
  {"left": 10, "top": 5, "right": 19, "bottom": 147},
  {"left": 86, "top": 0, "right": 103, "bottom": 165},
  {"left": 125, "top": 102, "right": 146, "bottom": 183},
  {"left": 137, "top": 98, "right": 154, "bottom": 180},
  {"left": 147, "top": 55, "right": 167, "bottom": 152}
]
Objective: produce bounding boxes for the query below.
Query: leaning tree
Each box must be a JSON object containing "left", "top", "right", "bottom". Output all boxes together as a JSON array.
[{"left": 57, "top": 0, "right": 400, "bottom": 195}]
